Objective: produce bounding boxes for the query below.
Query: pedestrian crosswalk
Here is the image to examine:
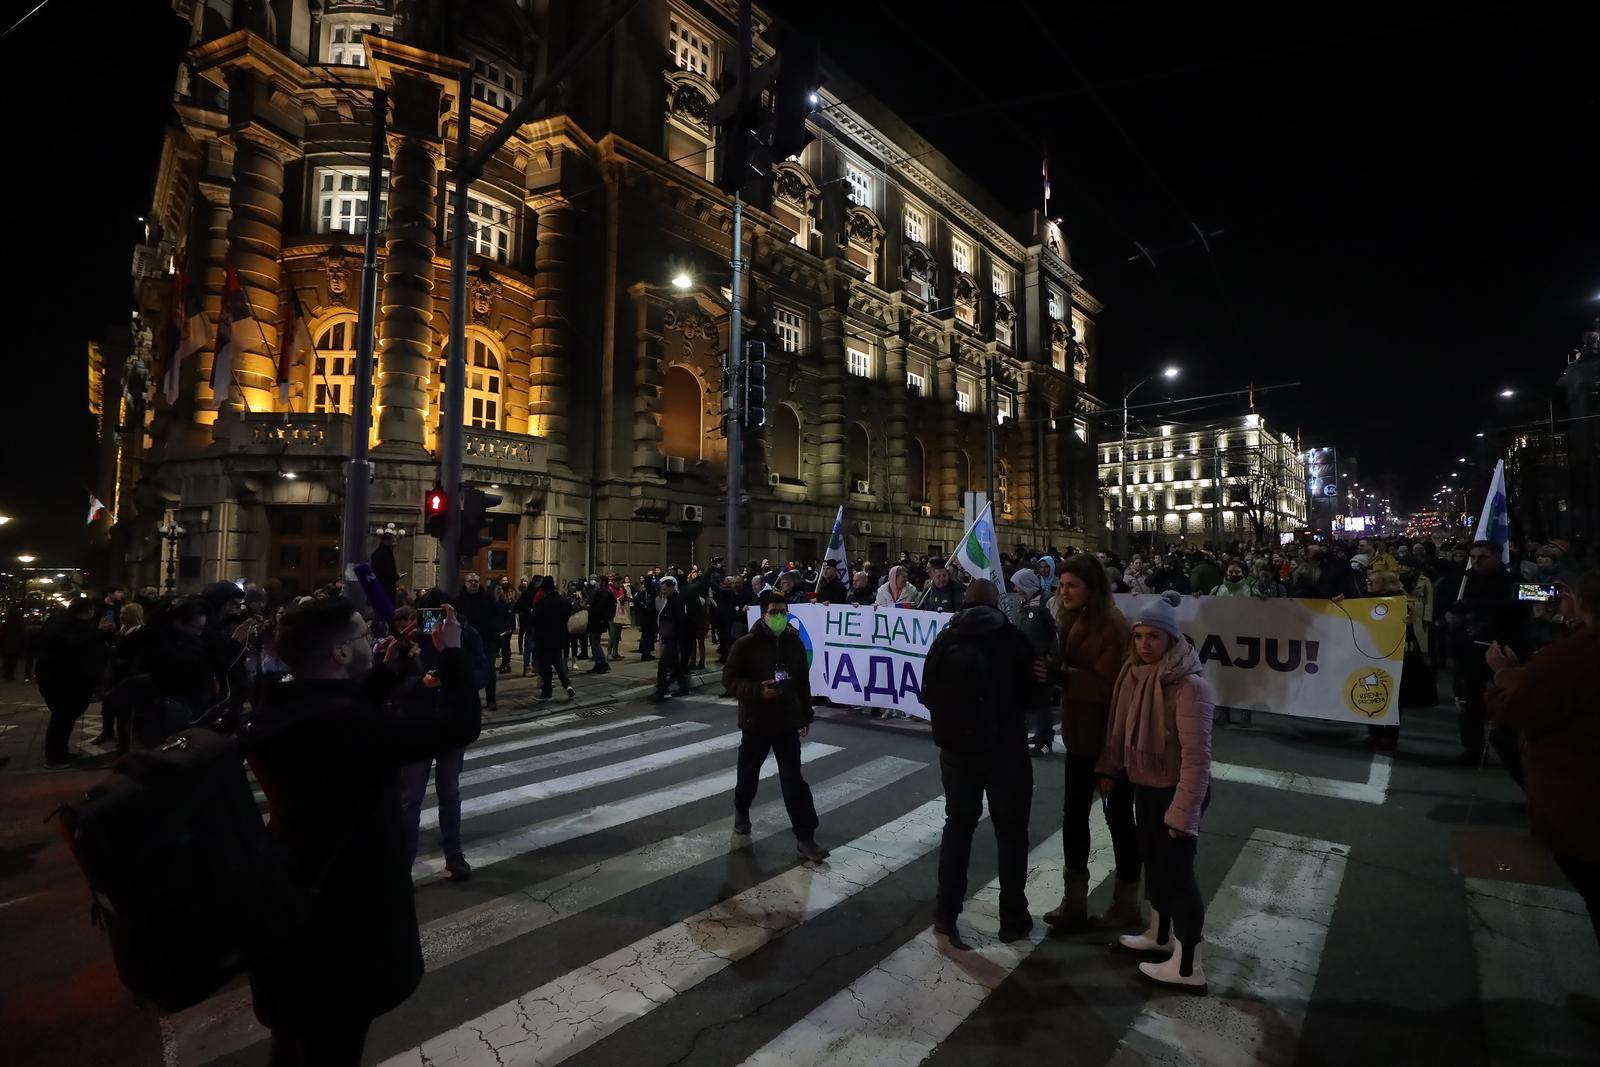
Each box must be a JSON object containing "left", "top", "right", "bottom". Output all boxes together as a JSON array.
[{"left": 163, "top": 700, "right": 1597, "bottom": 1067}]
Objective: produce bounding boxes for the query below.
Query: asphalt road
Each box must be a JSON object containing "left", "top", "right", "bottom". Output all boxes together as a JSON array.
[{"left": 2, "top": 681, "right": 1594, "bottom": 1066}]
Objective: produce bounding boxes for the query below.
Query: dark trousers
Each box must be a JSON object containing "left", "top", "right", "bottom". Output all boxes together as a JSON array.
[
  {"left": 538, "top": 649, "right": 573, "bottom": 695},
  {"left": 1135, "top": 784, "right": 1204, "bottom": 946},
  {"left": 681, "top": 633, "right": 697, "bottom": 673},
  {"left": 1029, "top": 702, "right": 1054, "bottom": 746},
  {"left": 638, "top": 622, "right": 657, "bottom": 657},
  {"left": 267, "top": 1018, "right": 371, "bottom": 1067},
  {"left": 2, "top": 654, "right": 16, "bottom": 680},
  {"left": 1459, "top": 698, "right": 1524, "bottom": 785},
  {"left": 733, "top": 729, "right": 819, "bottom": 838},
  {"left": 41, "top": 685, "right": 92, "bottom": 763},
  {"left": 498, "top": 633, "right": 512, "bottom": 672},
  {"left": 399, "top": 749, "right": 465, "bottom": 863},
  {"left": 571, "top": 630, "right": 586, "bottom": 659},
  {"left": 1554, "top": 852, "right": 1600, "bottom": 953},
  {"left": 587, "top": 632, "right": 608, "bottom": 668},
  {"left": 1062, "top": 752, "right": 1140, "bottom": 881},
  {"left": 657, "top": 639, "right": 689, "bottom": 694},
  {"left": 936, "top": 749, "right": 1033, "bottom": 924},
  {"left": 483, "top": 665, "right": 496, "bottom": 707},
  {"left": 607, "top": 622, "right": 623, "bottom": 658}
]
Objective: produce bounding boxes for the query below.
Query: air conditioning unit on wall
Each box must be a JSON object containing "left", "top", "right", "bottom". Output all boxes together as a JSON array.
[
  {"left": 681, "top": 504, "right": 703, "bottom": 523},
  {"left": 767, "top": 472, "right": 781, "bottom": 486},
  {"left": 775, "top": 514, "right": 793, "bottom": 530},
  {"left": 855, "top": 520, "right": 873, "bottom": 535},
  {"left": 853, "top": 480, "right": 870, "bottom": 494},
  {"left": 664, "top": 456, "right": 686, "bottom": 474}
]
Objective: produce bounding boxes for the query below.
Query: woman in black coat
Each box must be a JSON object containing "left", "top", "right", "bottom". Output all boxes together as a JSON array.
[{"left": 532, "top": 577, "right": 576, "bottom": 699}]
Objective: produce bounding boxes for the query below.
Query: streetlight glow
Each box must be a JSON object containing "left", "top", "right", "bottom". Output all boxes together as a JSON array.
[
  {"left": 16, "top": 554, "right": 35, "bottom": 564},
  {"left": 671, "top": 272, "right": 693, "bottom": 291},
  {"left": 0, "top": 515, "right": 11, "bottom": 526},
  {"left": 1162, "top": 366, "right": 1180, "bottom": 379},
  {"left": 1500, "top": 388, "right": 1515, "bottom": 398}
]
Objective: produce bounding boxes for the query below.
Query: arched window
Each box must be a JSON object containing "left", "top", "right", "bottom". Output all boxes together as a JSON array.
[
  {"left": 771, "top": 404, "right": 801, "bottom": 481},
  {"left": 466, "top": 335, "right": 502, "bottom": 429},
  {"left": 956, "top": 451, "right": 971, "bottom": 497},
  {"left": 847, "top": 424, "right": 871, "bottom": 492},
  {"left": 312, "top": 318, "right": 357, "bottom": 413},
  {"left": 661, "top": 365, "right": 702, "bottom": 461},
  {"left": 907, "top": 438, "right": 927, "bottom": 503}
]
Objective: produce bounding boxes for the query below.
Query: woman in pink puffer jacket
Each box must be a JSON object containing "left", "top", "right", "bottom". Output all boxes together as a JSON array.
[{"left": 1095, "top": 590, "right": 1215, "bottom": 994}]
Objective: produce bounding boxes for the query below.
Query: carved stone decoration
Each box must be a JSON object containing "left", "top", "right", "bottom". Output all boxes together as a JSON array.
[
  {"left": 775, "top": 167, "right": 809, "bottom": 205},
  {"left": 664, "top": 70, "right": 718, "bottom": 131},
  {"left": 662, "top": 304, "right": 717, "bottom": 342},
  {"left": 904, "top": 242, "right": 934, "bottom": 279},
  {"left": 994, "top": 298, "right": 1015, "bottom": 324},
  {"left": 953, "top": 273, "right": 977, "bottom": 306},
  {"left": 322, "top": 248, "right": 352, "bottom": 306},
  {"left": 1050, "top": 318, "right": 1068, "bottom": 345},
  {"left": 848, "top": 212, "right": 877, "bottom": 242},
  {"left": 469, "top": 273, "right": 499, "bottom": 325}
]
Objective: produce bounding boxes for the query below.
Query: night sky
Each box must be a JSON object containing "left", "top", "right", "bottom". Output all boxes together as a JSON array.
[{"left": 3, "top": 0, "right": 1596, "bottom": 567}]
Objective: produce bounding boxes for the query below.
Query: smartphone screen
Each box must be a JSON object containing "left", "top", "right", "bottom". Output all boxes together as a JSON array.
[
  {"left": 418, "top": 608, "right": 445, "bottom": 634},
  {"left": 1516, "top": 583, "right": 1557, "bottom": 603},
  {"left": 773, "top": 668, "right": 789, "bottom": 684}
]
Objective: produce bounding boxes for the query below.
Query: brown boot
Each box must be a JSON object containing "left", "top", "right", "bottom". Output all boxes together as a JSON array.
[
  {"left": 1042, "top": 871, "right": 1090, "bottom": 931},
  {"left": 1092, "top": 878, "right": 1143, "bottom": 929}
]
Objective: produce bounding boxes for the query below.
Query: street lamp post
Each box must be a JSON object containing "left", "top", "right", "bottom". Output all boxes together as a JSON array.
[
  {"left": 1117, "top": 366, "right": 1179, "bottom": 557},
  {"left": 157, "top": 521, "right": 185, "bottom": 595}
]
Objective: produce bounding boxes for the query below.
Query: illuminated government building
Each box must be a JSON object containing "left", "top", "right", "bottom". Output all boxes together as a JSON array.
[{"left": 93, "top": 0, "right": 1107, "bottom": 594}]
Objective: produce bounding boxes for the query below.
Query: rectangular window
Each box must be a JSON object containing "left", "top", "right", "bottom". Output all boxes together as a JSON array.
[
  {"left": 472, "top": 59, "right": 520, "bottom": 111},
  {"left": 845, "top": 161, "right": 871, "bottom": 207},
  {"left": 315, "top": 167, "right": 388, "bottom": 235},
  {"left": 903, "top": 203, "right": 926, "bottom": 244},
  {"left": 991, "top": 262, "right": 1013, "bottom": 299},
  {"left": 956, "top": 383, "right": 972, "bottom": 413},
  {"left": 1175, "top": 489, "right": 1195, "bottom": 506},
  {"left": 996, "top": 393, "right": 1012, "bottom": 425},
  {"left": 1048, "top": 285, "right": 1064, "bottom": 320},
  {"left": 446, "top": 191, "right": 516, "bottom": 264},
  {"left": 1074, "top": 417, "right": 1088, "bottom": 442},
  {"left": 667, "top": 12, "right": 716, "bottom": 77},
  {"left": 951, "top": 233, "right": 973, "bottom": 275},
  {"left": 846, "top": 347, "right": 871, "bottom": 378},
  {"left": 906, "top": 369, "right": 925, "bottom": 393},
  {"left": 773, "top": 306, "right": 804, "bottom": 354}
]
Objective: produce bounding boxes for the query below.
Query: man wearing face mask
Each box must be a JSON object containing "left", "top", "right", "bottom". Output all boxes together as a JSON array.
[{"left": 722, "top": 591, "right": 829, "bottom": 862}]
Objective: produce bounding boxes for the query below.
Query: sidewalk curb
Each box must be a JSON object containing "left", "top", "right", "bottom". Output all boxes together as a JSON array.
[{"left": 480, "top": 666, "right": 724, "bottom": 728}]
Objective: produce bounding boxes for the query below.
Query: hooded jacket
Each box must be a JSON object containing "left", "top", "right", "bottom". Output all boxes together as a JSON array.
[
  {"left": 240, "top": 649, "right": 481, "bottom": 1026},
  {"left": 922, "top": 604, "right": 1041, "bottom": 756}
]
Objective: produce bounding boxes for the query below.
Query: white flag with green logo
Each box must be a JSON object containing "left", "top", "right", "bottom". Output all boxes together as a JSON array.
[
  {"left": 953, "top": 502, "right": 1004, "bottom": 586},
  {"left": 822, "top": 505, "right": 848, "bottom": 575}
]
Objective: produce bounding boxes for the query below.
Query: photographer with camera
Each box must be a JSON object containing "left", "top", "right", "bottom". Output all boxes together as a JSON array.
[{"left": 721, "top": 591, "right": 829, "bottom": 862}]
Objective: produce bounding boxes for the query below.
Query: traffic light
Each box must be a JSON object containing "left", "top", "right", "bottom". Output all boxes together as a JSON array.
[
  {"left": 457, "top": 486, "right": 502, "bottom": 560},
  {"left": 711, "top": 86, "right": 769, "bottom": 196},
  {"left": 743, "top": 339, "right": 767, "bottom": 430},
  {"left": 424, "top": 486, "right": 449, "bottom": 539},
  {"left": 770, "top": 32, "right": 820, "bottom": 162}
]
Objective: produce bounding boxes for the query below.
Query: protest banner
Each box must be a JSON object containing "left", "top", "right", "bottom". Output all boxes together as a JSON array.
[
  {"left": 747, "top": 603, "right": 949, "bottom": 719},
  {"left": 1113, "top": 594, "right": 1408, "bottom": 725}
]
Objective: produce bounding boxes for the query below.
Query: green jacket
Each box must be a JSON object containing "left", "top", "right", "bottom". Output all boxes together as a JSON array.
[{"left": 722, "top": 624, "right": 814, "bottom": 734}]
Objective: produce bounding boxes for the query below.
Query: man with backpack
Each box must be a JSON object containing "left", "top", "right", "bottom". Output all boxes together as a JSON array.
[
  {"left": 241, "top": 597, "right": 481, "bottom": 1065},
  {"left": 920, "top": 579, "right": 1046, "bottom": 946}
]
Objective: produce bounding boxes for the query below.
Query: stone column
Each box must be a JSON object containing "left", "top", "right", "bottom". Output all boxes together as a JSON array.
[
  {"left": 937, "top": 358, "right": 961, "bottom": 515},
  {"left": 378, "top": 78, "right": 441, "bottom": 451},
  {"left": 632, "top": 294, "right": 667, "bottom": 477},
  {"left": 222, "top": 130, "right": 289, "bottom": 413},
  {"left": 816, "top": 309, "right": 847, "bottom": 501},
  {"left": 530, "top": 201, "right": 574, "bottom": 467},
  {"left": 1013, "top": 385, "right": 1038, "bottom": 524},
  {"left": 883, "top": 337, "right": 909, "bottom": 509},
  {"left": 192, "top": 178, "right": 232, "bottom": 425}
]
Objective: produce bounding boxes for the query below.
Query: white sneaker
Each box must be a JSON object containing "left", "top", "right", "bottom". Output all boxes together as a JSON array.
[
  {"left": 1117, "top": 909, "right": 1170, "bottom": 954},
  {"left": 1138, "top": 938, "right": 1206, "bottom": 993}
]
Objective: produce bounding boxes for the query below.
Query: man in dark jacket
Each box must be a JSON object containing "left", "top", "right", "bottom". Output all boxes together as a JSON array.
[
  {"left": 723, "top": 591, "right": 830, "bottom": 861},
  {"left": 241, "top": 597, "right": 480, "bottom": 1066},
  {"left": 454, "top": 572, "right": 498, "bottom": 708},
  {"left": 652, "top": 576, "right": 691, "bottom": 703},
  {"left": 530, "top": 576, "right": 576, "bottom": 699},
  {"left": 920, "top": 558, "right": 965, "bottom": 614},
  {"left": 370, "top": 530, "right": 400, "bottom": 605},
  {"left": 634, "top": 577, "right": 658, "bottom": 660},
  {"left": 1010, "top": 569, "right": 1058, "bottom": 756},
  {"left": 1449, "top": 541, "right": 1523, "bottom": 773},
  {"left": 36, "top": 599, "right": 110, "bottom": 767},
  {"left": 585, "top": 578, "right": 615, "bottom": 674},
  {"left": 815, "top": 563, "right": 849, "bottom": 605},
  {"left": 920, "top": 579, "right": 1044, "bottom": 945}
]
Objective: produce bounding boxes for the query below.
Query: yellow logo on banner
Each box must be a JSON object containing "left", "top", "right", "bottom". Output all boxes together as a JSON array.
[{"left": 1346, "top": 668, "right": 1394, "bottom": 720}]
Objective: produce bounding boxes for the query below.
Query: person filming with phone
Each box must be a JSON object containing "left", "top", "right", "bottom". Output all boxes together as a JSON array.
[
  {"left": 1446, "top": 540, "right": 1523, "bottom": 777},
  {"left": 721, "top": 591, "right": 830, "bottom": 862}
]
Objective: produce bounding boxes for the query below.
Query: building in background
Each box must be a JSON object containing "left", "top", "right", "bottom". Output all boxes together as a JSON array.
[
  {"left": 96, "top": 0, "right": 1108, "bottom": 595},
  {"left": 1097, "top": 413, "right": 1305, "bottom": 551},
  {"left": 1501, "top": 322, "right": 1600, "bottom": 546}
]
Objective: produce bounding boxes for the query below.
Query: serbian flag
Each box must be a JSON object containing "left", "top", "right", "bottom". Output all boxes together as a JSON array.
[
  {"left": 87, "top": 494, "right": 107, "bottom": 525},
  {"left": 156, "top": 263, "right": 188, "bottom": 404},
  {"left": 1042, "top": 153, "right": 1051, "bottom": 214},
  {"left": 210, "top": 265, "right": 242, "bottom": 396},
  {"left": 280, "top": 285, "right": 313, "bottom": 405}
]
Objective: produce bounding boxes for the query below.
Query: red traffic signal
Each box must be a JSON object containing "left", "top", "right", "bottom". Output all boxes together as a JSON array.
[{"left": 425, "top": 487, "right": 449, "bottom": 539}]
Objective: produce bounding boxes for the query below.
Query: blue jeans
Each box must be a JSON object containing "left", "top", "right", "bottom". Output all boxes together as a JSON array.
[
  {"left": 522, "top": 635, "right": 537, "bottom": 672},
  {"left": 400, "top": 749, "right": 466, "bottom": 864}
]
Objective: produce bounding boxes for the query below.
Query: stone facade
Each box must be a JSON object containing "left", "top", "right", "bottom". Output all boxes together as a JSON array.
[{"left": 105, "top": 0, "right": 1107, "bottom": 596}]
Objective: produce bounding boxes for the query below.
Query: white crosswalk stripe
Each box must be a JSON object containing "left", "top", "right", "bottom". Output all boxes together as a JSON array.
[
  {"left": 465, "top": 714, "right": 659, "bottom": 762},
  {"left": 380, "top": 798, "right": 954, "bottom": 1067},
  {"left": 417, "top": 730, "right": 745, "bottom": 830},
  {"left": 453, "top": 720, "right": 713, "bottom": 789}
]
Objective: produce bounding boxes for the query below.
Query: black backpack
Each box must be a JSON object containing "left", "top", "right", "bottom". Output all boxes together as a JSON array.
[
  {"left": 922, "top": 628, "right": 1003, "bottom": 754},
  {"left": 53, "top": 726, "right": 283, "bottom": 1012}
]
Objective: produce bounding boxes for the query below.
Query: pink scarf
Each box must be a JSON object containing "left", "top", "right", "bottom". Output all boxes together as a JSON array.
[{"left": 1103, "top": 642, "right": 1203, "bottom": 783}]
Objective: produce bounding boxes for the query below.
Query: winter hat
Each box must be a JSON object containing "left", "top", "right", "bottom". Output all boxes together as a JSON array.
[
  {"left": 1130, "top": 590, "right": 1184, "bottom": 643},
  {"left": 660, "top": 575, "right": 678, "bottom": 587},
  {"left": 1350, "top": 554, "right": 1371, "bottom": 571},
  {"left": 1011, "top": 568, "right": 1042, "bottom": 601}
]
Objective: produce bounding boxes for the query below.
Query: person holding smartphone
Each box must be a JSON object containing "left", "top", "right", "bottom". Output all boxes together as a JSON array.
[{"left": 721, "top": 591, "right": 829, "bottom": 862}]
